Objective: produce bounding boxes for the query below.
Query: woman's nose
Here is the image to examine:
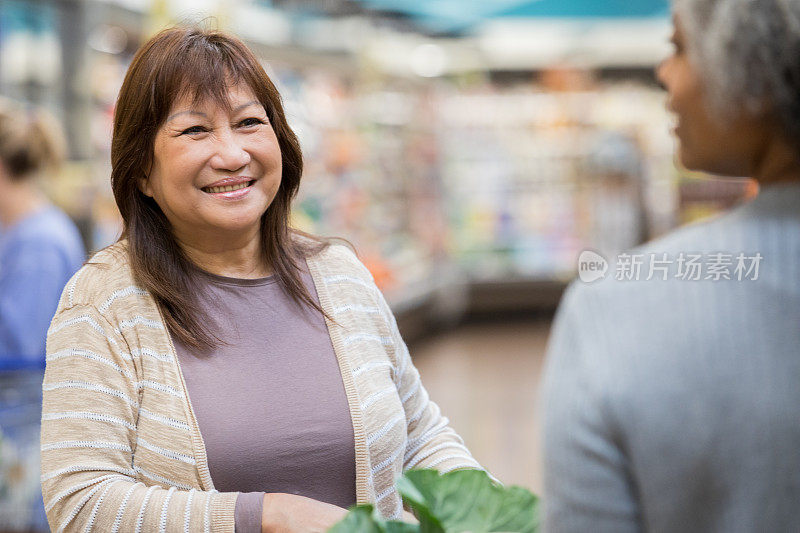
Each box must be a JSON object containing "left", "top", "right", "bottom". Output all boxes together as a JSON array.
[{"left": 210, "top": 129, "right": 251, "bottom": 171}]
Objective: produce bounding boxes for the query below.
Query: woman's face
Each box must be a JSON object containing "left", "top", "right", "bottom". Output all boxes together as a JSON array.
[
  {"left": 657, "top": 14, "right": 769, "bottom": 176},
  {"left": 142, "top": 82, "right": 282, "bottom": 246}
]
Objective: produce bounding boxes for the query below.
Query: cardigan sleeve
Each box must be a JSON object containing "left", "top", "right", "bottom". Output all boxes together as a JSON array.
[
  {"left": 41, "top": 302, "right": 238, "bottom": 533},
  {"left": 372, "top": 288, "right": 485, "bottom": 475}
]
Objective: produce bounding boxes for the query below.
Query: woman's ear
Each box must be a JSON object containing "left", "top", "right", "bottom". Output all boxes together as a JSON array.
[{"left": 138, "top": 173, "right": 154, "bottom": 197}]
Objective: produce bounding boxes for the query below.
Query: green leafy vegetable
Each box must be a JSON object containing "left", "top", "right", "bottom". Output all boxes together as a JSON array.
[
  {"left": 330, "top": 469, "right": 539, "bottom": 533},
  {"left": 329, "top": 505, "right": 419, "bottom": 533}
]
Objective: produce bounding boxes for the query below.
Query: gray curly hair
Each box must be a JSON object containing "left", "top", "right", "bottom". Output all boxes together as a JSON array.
[{"left": 675, "top": 0, "right": 800, "bottom": 144}]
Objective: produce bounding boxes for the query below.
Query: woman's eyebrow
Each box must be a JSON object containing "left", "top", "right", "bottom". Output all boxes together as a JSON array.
[
  {"left": 166, "top": 110, "right": 207, "bottom": 123},
  {"left": 166, "top": 101, "right": 261, "bottom": 123},
  {"left": 234, "top": 100, "right": 260, "bottom": 112}
]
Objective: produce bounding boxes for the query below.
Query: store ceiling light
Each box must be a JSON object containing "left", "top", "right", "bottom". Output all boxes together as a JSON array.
[
  {"left": 356, "top": 0, "right": 531, "bottom": 34},
  {"left": 410, "top": 43, "right": 447, "bottom": 77},
  {"left": 88, "top": 25, "right": 128, "bottom": 55},
  {"left": 353, "top": 0, "right": 668, "bottom": 34}
]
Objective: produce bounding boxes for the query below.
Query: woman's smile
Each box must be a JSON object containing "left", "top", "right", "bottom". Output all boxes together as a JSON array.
[{"left": 201, "top": 177, "right": 257, "bottom": 198}]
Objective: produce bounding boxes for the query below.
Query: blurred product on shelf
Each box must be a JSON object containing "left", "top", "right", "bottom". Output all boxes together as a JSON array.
[
  {"left": 436, "top": 77, "right": 673, "bottom": 282},
  {"left": 285, "top": 67, "right": 689, "bottom": 317},
  {"left": 288, "top": 72, "right": 452, "bottom": 311}
]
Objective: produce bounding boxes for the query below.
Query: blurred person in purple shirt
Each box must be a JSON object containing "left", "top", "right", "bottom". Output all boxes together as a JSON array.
[{"left": 0, "top": 98, "right": 84, "bottom": 364}]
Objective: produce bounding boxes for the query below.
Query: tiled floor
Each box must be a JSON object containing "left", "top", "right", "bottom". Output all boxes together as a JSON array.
[{"left": 409, "top": 316, "right": 552, "bottom": 495}]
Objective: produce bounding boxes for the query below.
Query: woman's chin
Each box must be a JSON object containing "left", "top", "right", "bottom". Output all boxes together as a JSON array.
[
  {"left": 676, "top": 145, "right": 712, "bottom": 174},
  {"left": 675, "top": 145, "right": 698, "bottom": 172},
  {"left": 200, "top": 204, "right": 270, "bottom": 233},
  {"left": 200, "top": 217, "right": 264, "bottom": 237},
  {"left": 679, "top": 150, "right": 749, "bottom": 177}
]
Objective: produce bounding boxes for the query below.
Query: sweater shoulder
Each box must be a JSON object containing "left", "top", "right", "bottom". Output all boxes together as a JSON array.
[
  {"left": 307, "top": 242, "right": 375, "bottom": 282},
  {"left": 56, "top": 240, "right": 141, "bottom": 312}
]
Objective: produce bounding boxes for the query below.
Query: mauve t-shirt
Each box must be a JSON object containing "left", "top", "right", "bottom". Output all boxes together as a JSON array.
[{"left": 172, "top": 263, "right": 356, "bottom": 533}]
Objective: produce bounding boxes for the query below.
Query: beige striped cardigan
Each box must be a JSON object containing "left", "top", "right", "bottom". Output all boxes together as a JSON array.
[{"left": 41, "top": 240, "right": 483, "bottom": 533}]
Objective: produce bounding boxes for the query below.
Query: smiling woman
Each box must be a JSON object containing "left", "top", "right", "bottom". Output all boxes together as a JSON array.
[
  {"left": 40, "top": 26, "right": 485, "bottom": 533},
  {"left": 110, "top": 27, "right": 317, "bottom": 350},
  {"left": 142, "top": 85, "right": 283, "bottom": 278}
]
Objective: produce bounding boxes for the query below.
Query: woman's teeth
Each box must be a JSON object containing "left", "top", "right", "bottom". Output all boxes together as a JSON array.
[{"left": 205, "top": 182, "right": 250, "bottom": 193}]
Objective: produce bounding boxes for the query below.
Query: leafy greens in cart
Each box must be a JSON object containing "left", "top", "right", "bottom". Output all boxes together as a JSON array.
[{"left": 329, "top": 469, "right": 539, "bottom": 533}]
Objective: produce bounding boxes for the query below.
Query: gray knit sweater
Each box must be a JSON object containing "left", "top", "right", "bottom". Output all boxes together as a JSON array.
[{"left": 542, "top": 182, "right": 800, "bottom": 532}]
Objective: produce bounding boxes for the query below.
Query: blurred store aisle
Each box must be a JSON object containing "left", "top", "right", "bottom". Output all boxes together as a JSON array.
[{"left": 410, "top": 316, "right": 552, "bottom": 495}]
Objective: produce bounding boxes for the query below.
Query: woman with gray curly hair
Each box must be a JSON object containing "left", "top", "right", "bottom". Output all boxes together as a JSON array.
[{"left": 541, "top": 1, "right": 800, "bottom": 532}]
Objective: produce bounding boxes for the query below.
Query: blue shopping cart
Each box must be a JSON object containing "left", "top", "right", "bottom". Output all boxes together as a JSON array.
[{"left": 0, "top": 358, "right": 48, "bottom": 532}]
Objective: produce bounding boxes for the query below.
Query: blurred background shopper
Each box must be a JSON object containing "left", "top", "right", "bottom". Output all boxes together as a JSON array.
[
  {"left": 0, "top": 99, "right": 84, "bottom": 532},
  {"left": 542, "top": 0, "right": 800, "bottom": 531},
  {"left": 0, "top": 98, "right": 84, "bottom": 361}
]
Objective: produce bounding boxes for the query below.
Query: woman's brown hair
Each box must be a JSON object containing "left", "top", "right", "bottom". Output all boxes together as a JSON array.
[{"left": 111, "top": 25, "right": 328, "bottom": 350}]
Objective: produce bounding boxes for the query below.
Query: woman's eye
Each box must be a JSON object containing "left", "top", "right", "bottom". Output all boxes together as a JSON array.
[
  {"left": 239, "top": 117, "right": 265, "bottom": 128},
  {"left": 181, "top": 125, "right": 207, "bottom": 135}
]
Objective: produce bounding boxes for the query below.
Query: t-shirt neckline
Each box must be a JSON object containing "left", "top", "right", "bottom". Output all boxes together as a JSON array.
[{"left": 189, "top": 263, "right": 278, "bottom": 287}]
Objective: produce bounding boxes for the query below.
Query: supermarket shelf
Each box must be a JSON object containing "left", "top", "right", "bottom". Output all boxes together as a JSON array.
[
  {"left": 391, "top": 274, "right": 468, "bottom": 342},
  {"left": 467, "top": 277, "right": 567, "bottom": 315},
  {"left": 394, "top": 275, "right": 569, "bottom": 343},
  {"left": 395, "top": 296, "right": 442, "bottom": 344}
]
